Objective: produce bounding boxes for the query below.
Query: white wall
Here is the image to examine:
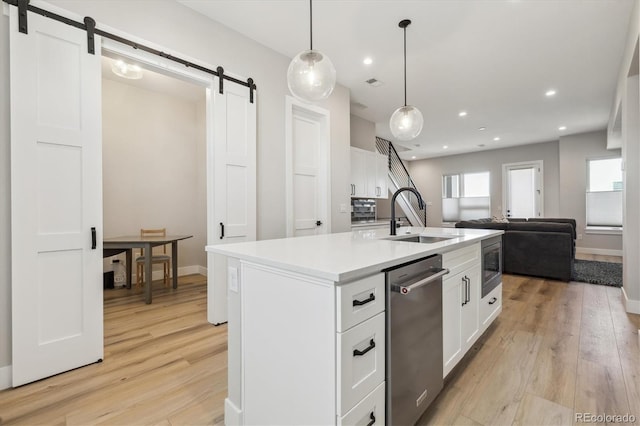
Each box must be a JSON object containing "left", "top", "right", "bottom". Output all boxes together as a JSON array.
[
  {"left": 102, "top": 77, "right": 206, "bottom": 271},
  {"left": 350, "top": 114, "right": 376, "bottom": 152},
  {"left": 609, "top": 0, "right": 640, "bottom": 312},
  {"left": 408, "top": 141, "right": 561, "bottom": 226},
  {"left": 0, "top": 11, "right": 11, "bottom": 369},
  {"left": 558, "top": 130, "right": 622, "bottom": 252},
  {"left": 0, "top": 0, "right": 352, "bottom": 369}
]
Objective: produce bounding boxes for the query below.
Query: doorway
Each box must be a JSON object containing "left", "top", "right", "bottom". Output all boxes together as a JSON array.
[
  {"left": 502, "top": 161, "right": 544, "bottom": 219},
  {"left": 100, "top": 54, "right": 207, "bottom": 298}
]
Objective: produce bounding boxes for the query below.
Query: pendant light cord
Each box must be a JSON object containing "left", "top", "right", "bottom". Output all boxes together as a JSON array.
[
  {"left": 403, "top": 24, "right": 407, "bottom": 107},
  {"left": 309, "top": 0, "right": 313, "bottom": 50}
]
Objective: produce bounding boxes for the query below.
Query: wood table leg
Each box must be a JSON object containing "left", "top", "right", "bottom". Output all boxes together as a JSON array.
[
  {"left": 145, "top": 243, "right": 152, "bottom": 304},
  {"left": 172, "top": 241, "right": 178, "bottom": 289},
  {"left": 125, "top": 249, "right": 132, "bottom": 289}
]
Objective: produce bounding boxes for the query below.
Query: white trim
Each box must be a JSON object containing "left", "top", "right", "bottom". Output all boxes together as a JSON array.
[
  {"left": 622, "top": 287, "right": 640, "bottom": 315},
  {"left": 0, "top": 365, "right": 11, "bottom": 390},
  {"left": 502, "top": 160, "right": 544, "bottom": 218},
  {"left": 575, "top": 247, "right": 623, "bottom": 257},
  {"left": 224, "top": 397, "right": 243, "bottom": 425},
  {"left": 585, "top": 226, "right": 623, "bottom": 235},
  {"left": 284, "top": 96, "right": 332, "bottom": 238},
  {"left": 130, "top": 264, "right": 207, "bottom": 283}
]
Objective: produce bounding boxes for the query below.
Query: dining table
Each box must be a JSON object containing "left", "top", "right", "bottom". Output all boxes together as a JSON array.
[{"left": 103, "top": 234, "right": 193, "bottom": 304}]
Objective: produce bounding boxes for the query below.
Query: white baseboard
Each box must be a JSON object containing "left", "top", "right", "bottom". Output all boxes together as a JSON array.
[
  {"left": 131, "top": 264, "right": 206, "bottom": 283},
  {"left": 576, "top": 247, "right": 623, "bottom": 257},
  {"left": 0, "top": 365, "right": 12, "bottom": 390},
  {"left": 224, "top": 398, "right": 242, "bottom": 426},
  {"left": 622, "top": 287, "right": 640, "bottom": 315}
]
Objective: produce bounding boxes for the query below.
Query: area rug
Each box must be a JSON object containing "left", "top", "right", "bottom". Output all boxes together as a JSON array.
[{"left": 572, "top": 259, "right": 622, "bottom": 287}]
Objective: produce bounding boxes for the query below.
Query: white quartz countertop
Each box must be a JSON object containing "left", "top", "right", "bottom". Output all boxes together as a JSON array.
[{"left": 206, "top": 227, "right": 503, "bottom": 282}]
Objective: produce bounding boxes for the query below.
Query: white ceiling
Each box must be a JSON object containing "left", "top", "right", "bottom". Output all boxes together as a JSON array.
[{"left": 179, "top": 0, "right": 634, "bottom": 160}]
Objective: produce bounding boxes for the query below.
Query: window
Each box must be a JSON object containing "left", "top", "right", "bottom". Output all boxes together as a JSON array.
[
  {"left": 442, "top": 172, "right": 491, "bottom": 222},
  {"left": 586, "top": 157, "right": 622, "bottom": 228}
]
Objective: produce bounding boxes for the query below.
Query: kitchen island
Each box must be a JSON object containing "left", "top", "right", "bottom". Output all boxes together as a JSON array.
[{"left": 206, "top": 226, "right": 504, "bottom": 425}]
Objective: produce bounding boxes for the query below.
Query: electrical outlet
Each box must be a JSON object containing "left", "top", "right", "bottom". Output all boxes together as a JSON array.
[
  {"left": 340, "top": 203, "right": 348, "bottom": 213},
  {"left": 426, "top": 201, "right": 433, "bottom": 206},
  {"left": 577, "top": 234, "right": 583, "bottom": 240}
]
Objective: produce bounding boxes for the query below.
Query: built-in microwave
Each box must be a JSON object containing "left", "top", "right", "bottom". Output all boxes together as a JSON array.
[{"left": 481, "top": 236, "right": 502, "bottom": 298}]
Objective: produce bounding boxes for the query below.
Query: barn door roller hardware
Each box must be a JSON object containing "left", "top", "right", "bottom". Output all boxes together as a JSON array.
[{"left": 3, "top": 0, "right": 257, "bottom": 102}]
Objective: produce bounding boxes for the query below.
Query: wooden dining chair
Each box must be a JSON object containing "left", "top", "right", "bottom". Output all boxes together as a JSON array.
[{"left": 135, "top": 228, "right": 171, "bottom": 288}]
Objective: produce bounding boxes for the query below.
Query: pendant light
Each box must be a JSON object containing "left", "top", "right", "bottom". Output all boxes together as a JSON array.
[
  {"left": 389, "top": 19, "right": 424, "bottom": 141},
  {"left": 287, "top": 0, "right": 336, "bottom": 102}
]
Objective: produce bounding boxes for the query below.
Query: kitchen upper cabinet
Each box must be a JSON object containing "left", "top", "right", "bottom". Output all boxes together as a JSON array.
[
  {"left": 350, "top": 147, "right": 368, "bottom": 197},
  {"left": 350, "top": 147, "right": 388, "bottom": 199}
]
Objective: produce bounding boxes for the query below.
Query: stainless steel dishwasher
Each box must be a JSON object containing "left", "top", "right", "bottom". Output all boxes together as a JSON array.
[{"left": 385, "top": 254, "right": 449, "bottom": 425}]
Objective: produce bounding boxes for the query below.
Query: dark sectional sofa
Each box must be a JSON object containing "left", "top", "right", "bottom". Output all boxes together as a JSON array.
[{"left": 455, "top": 218, "right": 576, "bottom": 281}]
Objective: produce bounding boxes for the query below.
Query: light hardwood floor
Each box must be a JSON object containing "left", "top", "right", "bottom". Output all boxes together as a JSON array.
[{"left": 0, "top": 269, "right": 638, "bottom": 425}]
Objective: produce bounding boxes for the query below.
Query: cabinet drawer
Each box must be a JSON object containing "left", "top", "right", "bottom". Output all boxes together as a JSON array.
[
  {"left": 337, "top": 274, "right": 385, "bottom": 332},
  {"left": 337, "top": 312, "right": 386, "bottom": 416},
  {"left": 443, "top": 243, "right": 480, "bottom": 277},
  {"left": 480, "top": 283, "right": 502, "bottom": 332},
  {"left": 338, "top": 381, "right": 385, "bottom": 426}
]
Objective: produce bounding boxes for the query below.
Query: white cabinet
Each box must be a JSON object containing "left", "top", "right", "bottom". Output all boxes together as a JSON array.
[
  {"left": 350, "top": 147, "right": 368, "bottom": 198},
  {"left": 480, "top": 283, "right": 502, "bottom": 333},
  {"left": 375, "top": 154, "right": 388, "bottom": 199},
  {"left": 227, "top": 263, "right": 385, "bottom": 425},
  {"left": 442, "top": 244, "right": 482, "bottom": 377},
  {"left": 350, "top": 147, "right": 388, "bottom": 199}
]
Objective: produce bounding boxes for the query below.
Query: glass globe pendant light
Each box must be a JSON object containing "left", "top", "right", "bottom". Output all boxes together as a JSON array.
[
  {"left": 389, "top": 19, "right": 424, "bottom": 141},
  {"left": 287, "top": 0, "right": 336, "bottom": 102}
]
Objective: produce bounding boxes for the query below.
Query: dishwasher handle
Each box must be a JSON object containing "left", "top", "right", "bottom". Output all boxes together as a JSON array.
[{"left": 392, "top": 268, "right": 450, "bottom": 295}]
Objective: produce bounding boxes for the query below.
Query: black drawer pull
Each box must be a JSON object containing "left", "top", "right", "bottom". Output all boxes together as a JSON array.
[
  {"left": 353, "top": 293, "right": 375, "bottom": 307},
  {"left": 367, "top": 412, "right": 376, "bottom": 426},
  {"left": 220, "top": 222, "right": 224, "bottom": 239},
  {"left": 353, "top": 339, "right": 376, "bottom": 357},
  {"left": 488, "top": 297, "right": 498, "bottom": 305},
  {"left": 91, "top": 227, "right": 97, "bottom": 250}
]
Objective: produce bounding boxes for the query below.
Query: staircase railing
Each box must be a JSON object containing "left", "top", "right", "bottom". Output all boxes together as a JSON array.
[{"left": 376, "top": 137, "right": 427, "bottom": 226}]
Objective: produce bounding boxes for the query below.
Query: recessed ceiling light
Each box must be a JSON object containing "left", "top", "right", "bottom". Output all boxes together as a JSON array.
[
  {"left": 411, "top": 156, "right": 416, "bottom": 159},
  {"left": 478, "top": 144, "right": 486, "bottom": 147},
  {"left": 558, "top": 126, "right": 567, "bottom": 131},
  {"left": 493, "top": 137, "right": 500, "bottom": 141},
  {"left": 478, "top": 127, "right": 486, "bottom": 131},
  {"left": 458, "top": 111, "right": 468, "bottom": 117},
  {"left": 545, "top": 89, "right": 557, "bottom": 97},
  {"left": 443, "top": 145, "right": 449, "bottom": 149},
  {"left": 363, "top": 57, "right": 373, "bottom": 65}
]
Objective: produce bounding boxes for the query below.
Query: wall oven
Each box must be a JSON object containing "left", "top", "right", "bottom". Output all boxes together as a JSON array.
[{"left": 481, "top": 236, "right": 502, "bottom": 298}]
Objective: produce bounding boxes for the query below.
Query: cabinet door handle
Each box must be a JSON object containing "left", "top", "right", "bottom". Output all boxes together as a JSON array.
[
  {"left": 353, "top": 293, "right": 375, "bottom": 307},
  {"left": 465, "top": 276, "right": 470, "bottom": 303},
  {"left": 367, "top": 412, "right": 376, "bottom": 426},
  {"left": 220, "top": 222, "right": 225, "bottom": 239},
  {"left": 353, "top": 339, "right": 376, "bottom": 357},
  {"left": 488, "top": 297, "right": 498, "bottom": 305},
  {"left": 461, "top": 279, "right": 466, "bottom": 307}
]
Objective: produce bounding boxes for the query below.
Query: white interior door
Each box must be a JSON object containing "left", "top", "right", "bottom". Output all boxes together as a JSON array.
[
  {"left": 502, "top": 161, "right": 543, "bottom": 219},
  {"left": 208, "top": 77, "right": 257, "bottom": 325},
  {"left": 285, "top": 97, "right": 331, "bottom": 237},
  {"left": 10, "top": 10, "right": 103, "bottom": 386}
]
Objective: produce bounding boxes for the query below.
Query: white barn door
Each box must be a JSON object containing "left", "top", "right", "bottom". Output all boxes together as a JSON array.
[
  {"left": 10, "top": 10, "right": 103, "bottom": 386},
  {"left": 207, "top": 77, "right": 257, "bottom": 325}
]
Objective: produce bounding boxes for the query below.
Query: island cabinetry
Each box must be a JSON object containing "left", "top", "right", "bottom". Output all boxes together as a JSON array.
[
  {"left": 480, "top": 282, "right": 502, "bottom": 333},
  {"left": 225, "top": 258, "right": 385, "bottom": 425},
  {"left": 442, "top": 243, "right": 481, "bottom": 377}
]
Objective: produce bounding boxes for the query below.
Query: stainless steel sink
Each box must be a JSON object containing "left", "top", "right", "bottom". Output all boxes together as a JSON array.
[{"left": 393, "top": 235, "right": 455, "bottom": 243}]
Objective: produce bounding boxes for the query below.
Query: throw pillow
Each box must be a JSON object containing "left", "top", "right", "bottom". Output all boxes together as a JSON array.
[{"left": 491, "top": 215, "right": 509, "bottom": 223}]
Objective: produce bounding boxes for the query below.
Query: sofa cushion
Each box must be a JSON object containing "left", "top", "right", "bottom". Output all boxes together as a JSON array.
[{"left": 454, "top": 220, "right": 508, "bottom": 230}]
